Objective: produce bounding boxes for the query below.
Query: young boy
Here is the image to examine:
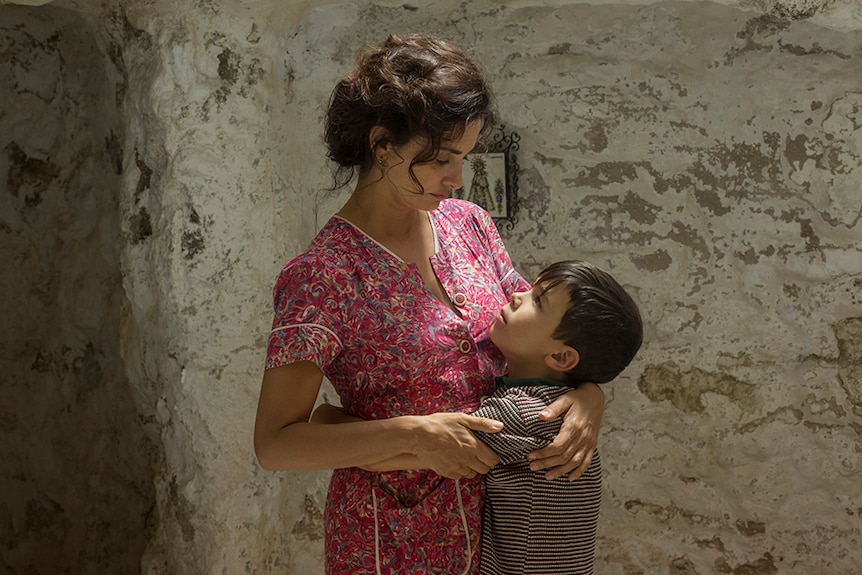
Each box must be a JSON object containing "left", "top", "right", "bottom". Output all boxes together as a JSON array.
[{"left": 472, "top": 259, "right": 642, "bottom": 575}]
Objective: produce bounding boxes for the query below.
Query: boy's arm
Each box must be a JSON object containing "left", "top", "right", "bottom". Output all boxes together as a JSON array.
[
  {"left": 471, "top": 389, "right": 561, "bottom": 465},
  {"left": 529, "top": 383, "right": 604, "bottom": 480}
]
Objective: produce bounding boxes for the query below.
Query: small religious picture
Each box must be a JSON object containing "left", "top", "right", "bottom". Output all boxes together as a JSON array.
[{"left": 453, "top": 152, "right": 509, "bottom": 219}]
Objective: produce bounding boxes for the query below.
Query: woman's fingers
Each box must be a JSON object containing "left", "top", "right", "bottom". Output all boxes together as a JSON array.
[
  {"left": 528, "top": 385, "right": 602, "bottom": 480},
  {"left": 463, "top": 415, "right": 503, "bottom": 469},
  {"left": 567, "top": 449, "right": 594, "bottom": 481},
  {"left": 530, "top": 444, "right": 581, "bottom": 480},
  {"left": 414, "top": 413, "right": 502, "bottom": 477},
  {"left": 465, "top": 415, "right": 504, "bottom": 433},
  {"left": 537, "top": 394, "right": 571, "bottom": 422}
]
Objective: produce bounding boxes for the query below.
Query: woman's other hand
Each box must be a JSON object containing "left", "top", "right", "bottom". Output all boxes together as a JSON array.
[
  {"left": 410, "top": 412, "right": 503, "bottom": 480},
  {"left": 528, "top": 383, "right": 604, "bottom": 481}
]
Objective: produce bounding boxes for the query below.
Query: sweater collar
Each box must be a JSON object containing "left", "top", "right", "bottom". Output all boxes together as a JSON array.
[{"left": 494, "top": 375, "right": 573, "bottom": 390}]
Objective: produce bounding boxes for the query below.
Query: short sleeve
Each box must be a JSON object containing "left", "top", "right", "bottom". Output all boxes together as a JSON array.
[
  {"left": 470, "top": 389, "right": 561, "bottom": 465},
  {"left": 265, "top": 255, "right": 345, "bottom": 371},
  {"left": 473, "top": 205, "right": 530, "bottom": 297}
]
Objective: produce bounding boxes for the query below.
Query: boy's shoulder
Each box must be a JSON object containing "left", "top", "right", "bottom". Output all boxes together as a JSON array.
[{"left": 492, "top": 377, "right": 572, "bottom": 403}]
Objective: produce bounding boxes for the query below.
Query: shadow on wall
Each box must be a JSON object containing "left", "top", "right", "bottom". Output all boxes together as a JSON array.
[{"left": 0, "top": 4, "right": 155, "bottom": 573}]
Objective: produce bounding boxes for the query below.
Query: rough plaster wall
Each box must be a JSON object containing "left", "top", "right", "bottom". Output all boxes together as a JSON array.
[
  {"left": 480, "top": 5, "right": 862, "bottom": 574},
  {"left": 2, "top": 0, "right": 860, "bottom": 574},
  {"left": 104, "top": 3, "right": 303, "bottom": 574},
  {"left": 278, "top": 3, "right": 862, "bottom": 572},
  {"left": 0, "top": 4, "right": 154, "bottom": 574}
]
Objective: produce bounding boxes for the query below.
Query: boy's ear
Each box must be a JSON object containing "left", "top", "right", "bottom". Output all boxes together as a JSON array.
[{"left": 545, "top": 346, "right": 579, "bottom": 373}]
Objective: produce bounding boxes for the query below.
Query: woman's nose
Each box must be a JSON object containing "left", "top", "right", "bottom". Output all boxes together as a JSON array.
[{"left": 444, "top": 165, "right": 464, "bottom": 191}]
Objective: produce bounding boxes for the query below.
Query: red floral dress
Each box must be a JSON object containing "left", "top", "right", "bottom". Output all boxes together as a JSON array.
[{"left": 267, "top": 199, "right": 528, "bottom": 575}]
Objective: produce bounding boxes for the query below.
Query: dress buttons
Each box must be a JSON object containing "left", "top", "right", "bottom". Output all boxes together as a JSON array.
[
  {"left": 452, "top": 293, "right": 468, "bottom": 307},
  {"left": 458, "top": 340, "right": 472, "bottom": 354}
]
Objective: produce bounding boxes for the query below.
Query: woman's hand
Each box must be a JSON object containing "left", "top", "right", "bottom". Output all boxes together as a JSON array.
[
  {"left": 528, "top": 383, "right": 604, "bottom": 481},
  {"left": 308, "top": 403, "right": 503, "bottom": 479},
  {"left": 410, "top": 412, "right": 503, "bottom": 480}
]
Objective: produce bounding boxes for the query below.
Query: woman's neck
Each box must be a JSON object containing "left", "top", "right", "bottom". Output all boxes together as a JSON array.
[{"left": 338, "top": 186, "right": 427, "bottom": 243}]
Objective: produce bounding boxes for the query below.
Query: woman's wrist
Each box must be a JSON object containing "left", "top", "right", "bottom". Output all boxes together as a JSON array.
[
  {"left": 577, "top": 382, "right": 605, "bottom": 409},
  {"left": 397, "top": 415, "right": 426, "bottom": 457}
]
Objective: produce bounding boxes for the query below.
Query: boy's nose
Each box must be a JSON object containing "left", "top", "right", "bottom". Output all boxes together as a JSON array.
[{"left": 510, "top": 292, "right": 523, "bottom": 309}]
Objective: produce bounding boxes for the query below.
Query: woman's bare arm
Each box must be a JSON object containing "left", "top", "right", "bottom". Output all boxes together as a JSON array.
[
  {"left": 311, "top": 404, "right": 472, "bottom": 473},
  {"left": 254, "top": 362, "right": 502, "bottom": 478}
]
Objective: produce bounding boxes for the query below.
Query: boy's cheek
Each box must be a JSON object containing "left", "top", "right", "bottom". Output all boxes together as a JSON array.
[{"left": 488, "top": 324, "right": 502, "bottom": 346}]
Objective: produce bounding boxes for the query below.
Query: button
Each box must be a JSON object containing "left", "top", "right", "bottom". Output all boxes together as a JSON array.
[
  {"left": 452, "top": 293, "right": 468, "bottom": 307},
  {"left": 458, "top": 340, "right": 472, "bottom": 354}
]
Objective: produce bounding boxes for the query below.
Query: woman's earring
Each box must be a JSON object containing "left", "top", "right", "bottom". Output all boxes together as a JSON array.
[{"left": 377, "top": 156, "right": 388, "bottom": 169}]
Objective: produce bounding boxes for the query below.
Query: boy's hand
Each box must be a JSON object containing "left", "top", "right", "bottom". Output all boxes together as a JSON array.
[{"left": 528, "top": 383, "right": 604, "bottom": 480}]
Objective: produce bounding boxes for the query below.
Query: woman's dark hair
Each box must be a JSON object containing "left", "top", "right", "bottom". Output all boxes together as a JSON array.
[
  {"left": 324, "top": 34, "right": 496, "bottom": 189},
  {"left": 536, "top": 260, "right": 644, "bottom": 385}
]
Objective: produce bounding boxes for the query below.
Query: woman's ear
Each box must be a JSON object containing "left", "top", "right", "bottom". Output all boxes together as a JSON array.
[
  {"left": 369, "top": 126, "right": 392, "bottom": 166},
  {"left": 545, "top": 346, "right": 579, "bottom": 373}
]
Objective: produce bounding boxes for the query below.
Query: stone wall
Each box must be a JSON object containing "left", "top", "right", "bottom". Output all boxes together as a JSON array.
[{"left": 1, "top": 0, "right": 860, "bottom": 574}]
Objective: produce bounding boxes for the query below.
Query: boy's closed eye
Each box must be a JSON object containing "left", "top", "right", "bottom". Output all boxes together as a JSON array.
[{"left": 532, "top": 286, "right": 548, "bottom": 309}]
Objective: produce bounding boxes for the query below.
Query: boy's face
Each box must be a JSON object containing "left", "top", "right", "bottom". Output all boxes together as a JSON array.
[{"left": 490, "top": 283, "right": 570, "bottom": 365}]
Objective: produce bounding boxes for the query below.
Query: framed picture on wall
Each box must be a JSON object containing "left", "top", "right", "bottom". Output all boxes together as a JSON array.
[
  {"left": 452, "top": 126, "right": 520, "bottom": 228},
  {"left": 456, "top": 152, "right": 508, "bottom": 218}
]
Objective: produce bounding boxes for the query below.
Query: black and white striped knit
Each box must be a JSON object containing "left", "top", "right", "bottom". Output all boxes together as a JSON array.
[{"left": 471, "top": 377, "right": 602, "bottom": 575}]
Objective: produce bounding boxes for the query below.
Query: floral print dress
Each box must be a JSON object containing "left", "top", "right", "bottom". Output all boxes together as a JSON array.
[{"left": 267, "top": 199, "right": 528, "bottom": 575}]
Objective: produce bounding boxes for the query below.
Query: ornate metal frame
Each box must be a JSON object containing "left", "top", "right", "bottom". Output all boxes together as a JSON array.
[{"left": 454, "top": 125, "right": 520, "bottom": 229}]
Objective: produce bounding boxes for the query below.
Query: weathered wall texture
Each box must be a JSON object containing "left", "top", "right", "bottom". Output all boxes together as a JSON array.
[
  {"left": 0, "top": 5, "right": 154, "bottom": 573},
  {"left": 1, "top": 0, "right": 860, "bottom": 574},
  {"left": 480, "top": 6, "right": 862, "bottom": 574}
]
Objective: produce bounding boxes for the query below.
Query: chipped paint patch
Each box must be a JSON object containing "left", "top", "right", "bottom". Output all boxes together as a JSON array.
[{"left": 638, "top": 363, "right": 757, "bottom": 413}]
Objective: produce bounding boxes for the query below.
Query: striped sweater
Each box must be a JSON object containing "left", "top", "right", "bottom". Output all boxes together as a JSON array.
[{"left": 471, "top": 377, "right": 602, "bottom": 575}]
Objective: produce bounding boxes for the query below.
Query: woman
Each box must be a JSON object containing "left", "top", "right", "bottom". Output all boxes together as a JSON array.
[{"left": 254, "top": 34, "right": 605, "bottom": 575}]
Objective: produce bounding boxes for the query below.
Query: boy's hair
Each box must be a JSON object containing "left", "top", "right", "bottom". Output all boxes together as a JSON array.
[{"left": 536, "top": 260, "right": 643, "bottom": 385}]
